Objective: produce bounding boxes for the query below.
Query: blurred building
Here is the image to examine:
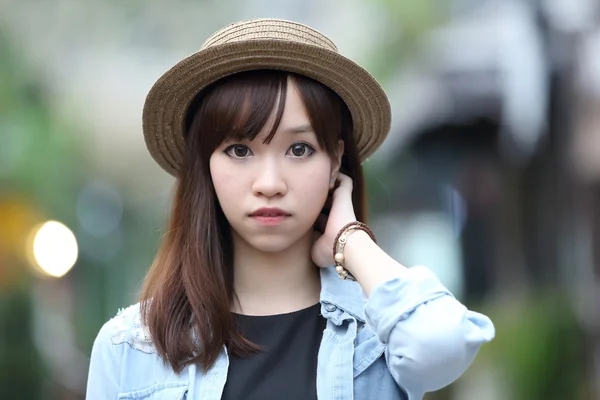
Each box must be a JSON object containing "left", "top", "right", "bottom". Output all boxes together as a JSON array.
[{"left": 370, "top": 0, "right": 600, "bottom": 398}]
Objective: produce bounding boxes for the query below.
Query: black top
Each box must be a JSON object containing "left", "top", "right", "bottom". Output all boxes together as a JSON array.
[{"left": 221, "top": 303, "right": 327, "bottom": 400}]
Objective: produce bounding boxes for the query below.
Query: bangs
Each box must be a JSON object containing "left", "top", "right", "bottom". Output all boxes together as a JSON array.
[
  {"left": 185, "top": 70, "right": 348, "bottom": 162},
  {"left": 186, "top": 70, "right": 287, "bottom": 155}
]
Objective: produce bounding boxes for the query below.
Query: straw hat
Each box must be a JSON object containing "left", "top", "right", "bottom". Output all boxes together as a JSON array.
[{"left": 142, "top": 18, "right": 391, "bottom": 176}]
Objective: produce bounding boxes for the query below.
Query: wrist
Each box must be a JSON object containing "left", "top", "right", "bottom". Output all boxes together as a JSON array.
[
  {"left": 341, "top": 230, "right": 374, "bottom": 274},
  {"left": 332, "top": 221, "right": 376, "bottom": 280}
]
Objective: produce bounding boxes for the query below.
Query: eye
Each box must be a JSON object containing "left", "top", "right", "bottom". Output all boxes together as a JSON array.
[
  {"left": 287, "top": 142, "right": 315, "bottom": 158},
  {"left": 224, "top": 144, "right": 253, "bottom": 159}
]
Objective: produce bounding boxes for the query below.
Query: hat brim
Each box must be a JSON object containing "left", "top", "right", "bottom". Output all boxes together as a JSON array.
[{"left": 142, "top": 40, "right": 391, "bottom": 176}]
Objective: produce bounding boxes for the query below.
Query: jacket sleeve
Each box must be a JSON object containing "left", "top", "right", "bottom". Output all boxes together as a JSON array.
[
  {"left": 86, "top": 320, "right": 121, "bottom": 399},
  {"left": 364, "top": 266, "right": 495, "bottom": 400}
]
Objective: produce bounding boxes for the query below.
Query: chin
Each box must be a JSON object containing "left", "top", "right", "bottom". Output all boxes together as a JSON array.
[
  {"left": 245, "top": 236, "right": 297, "bottom": 253},
  {"left": 235, "top": 226, "right": 314, "bottom": 254}
]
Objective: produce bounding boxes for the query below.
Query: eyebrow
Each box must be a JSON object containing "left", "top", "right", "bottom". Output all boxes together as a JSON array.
[{"left": 281, "top": 124, "right": 313, "bottom": 134}]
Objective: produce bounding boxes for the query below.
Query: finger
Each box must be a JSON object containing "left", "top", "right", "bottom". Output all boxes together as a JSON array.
[{"left": 334, "top": 173, "right": 353, "bottom": 195}]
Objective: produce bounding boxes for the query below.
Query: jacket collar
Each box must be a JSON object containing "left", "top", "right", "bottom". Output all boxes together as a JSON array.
[{"left": 319, "top": 266, "right": 366, "bottom": 322}]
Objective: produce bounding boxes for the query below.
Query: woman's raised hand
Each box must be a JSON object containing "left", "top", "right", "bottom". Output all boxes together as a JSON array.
[{"left": 311, "top": 173, "right": 357, "bottom": 268}]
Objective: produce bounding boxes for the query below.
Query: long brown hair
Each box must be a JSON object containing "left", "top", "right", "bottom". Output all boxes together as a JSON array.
[{"left": 140, "top": 70, "right": 366, "bottom": 373}]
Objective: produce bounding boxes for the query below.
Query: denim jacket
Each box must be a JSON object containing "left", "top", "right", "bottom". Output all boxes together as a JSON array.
[{"left": 86, "top": 266, "right": 494, "bottom": 400}]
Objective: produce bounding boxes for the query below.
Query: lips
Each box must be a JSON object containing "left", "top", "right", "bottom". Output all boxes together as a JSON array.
[
  {"left": 250, "top": 207, "right": 291, "bottom": 217},
  {"left": 249, "top": 208, "right": 291, "bottom": 226}
]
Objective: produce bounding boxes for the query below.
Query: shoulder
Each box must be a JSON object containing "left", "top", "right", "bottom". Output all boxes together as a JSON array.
[
  {"left": 87, "top": 303, "right": 168, "bottom": 398},
  {"left": 96, "top": 302, "right": 157, "bottom": 355}
]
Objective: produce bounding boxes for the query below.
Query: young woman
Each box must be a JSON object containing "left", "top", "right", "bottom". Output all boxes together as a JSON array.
[{"left": 86, "top": 19, "right": 494, "bottom": 400}]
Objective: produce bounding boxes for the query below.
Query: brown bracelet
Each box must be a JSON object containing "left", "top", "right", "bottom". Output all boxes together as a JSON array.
[{"left": 332, "top": 221, "right": 376, "bottom": 280}]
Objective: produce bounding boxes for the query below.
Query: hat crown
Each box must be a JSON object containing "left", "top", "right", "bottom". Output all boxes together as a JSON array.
[
  {"left": 201, "top": 18, "right": 338, "bottom": 52},
  {"left": 143, "top": 18, "right": 390, "bottom": 176}
]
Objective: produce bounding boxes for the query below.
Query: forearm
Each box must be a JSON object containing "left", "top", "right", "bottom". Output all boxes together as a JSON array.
[
  {"left": 342, "top": 229, "right": 495, "bottom": 396},
  {"left": 342, "top": 230, "right": 409, "bottom": 297}
]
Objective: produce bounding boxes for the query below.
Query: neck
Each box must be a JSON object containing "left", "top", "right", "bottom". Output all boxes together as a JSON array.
[{"left": 231, "top": 230, "right": 321, "bottom": 316}]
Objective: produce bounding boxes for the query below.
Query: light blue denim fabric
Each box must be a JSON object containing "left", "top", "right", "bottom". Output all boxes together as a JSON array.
[{"left": 86, "top": 266, "right": 494, "bottom": 400}]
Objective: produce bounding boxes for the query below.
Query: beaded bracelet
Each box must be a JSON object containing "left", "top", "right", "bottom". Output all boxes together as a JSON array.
[{"left": 332, "top": 221, "right": 377, "bottom": 280}]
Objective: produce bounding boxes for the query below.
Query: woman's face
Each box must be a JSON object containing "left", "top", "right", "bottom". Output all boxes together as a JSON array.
[{"left": 210, "top": 79, "right": 340, "bottom": 253}]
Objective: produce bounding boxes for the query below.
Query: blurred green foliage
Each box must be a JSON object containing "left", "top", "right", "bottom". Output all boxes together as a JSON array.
[
  {"left": 367, "top": 0, "right": 446, "bottom": 81},
  {"left": 0, "top": 33, "right": 85, "bottom": 225},
  {"left": 479, "top": 291, "right": 586, "bottom": 399}
]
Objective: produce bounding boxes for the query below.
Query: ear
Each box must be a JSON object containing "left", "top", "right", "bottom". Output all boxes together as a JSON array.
[{"left": 330, "top": 139, "right": 344, "bottom": 189}]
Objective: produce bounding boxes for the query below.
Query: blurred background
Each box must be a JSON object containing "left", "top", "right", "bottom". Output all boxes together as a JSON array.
[{"left": 1, "top": 0, "right": 599, "bottom": 398}]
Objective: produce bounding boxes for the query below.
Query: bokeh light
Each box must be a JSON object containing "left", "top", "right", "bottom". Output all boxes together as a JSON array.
[{"left": 31, "top": 221, "right": 78, "bottom": 278}]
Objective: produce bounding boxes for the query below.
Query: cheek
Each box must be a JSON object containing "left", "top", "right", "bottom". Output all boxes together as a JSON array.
[
  {"left": 293, "top": 168, "right": 331, "bottom": 209},
  {"left": 210, "top": 157, "right": 241, "bottom": 208}
]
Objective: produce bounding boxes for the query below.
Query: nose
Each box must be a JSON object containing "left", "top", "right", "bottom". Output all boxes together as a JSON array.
[{"left": 251, "top": 158, "right": 287, "bottom": 198}]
